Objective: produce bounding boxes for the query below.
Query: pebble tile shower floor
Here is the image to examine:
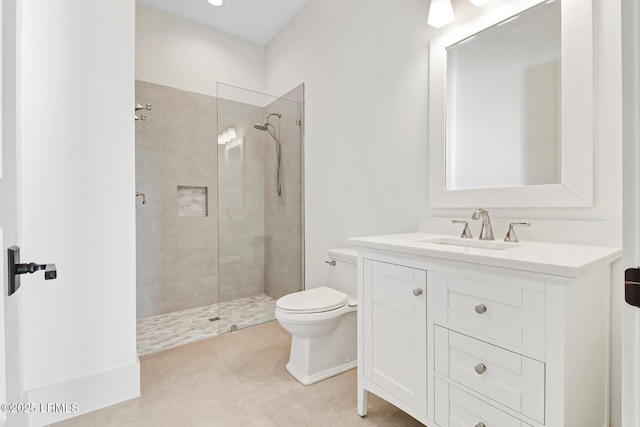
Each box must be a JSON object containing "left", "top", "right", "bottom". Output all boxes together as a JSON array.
[{"left": 136, "top": 294, "right": 277, "bottom": 355}]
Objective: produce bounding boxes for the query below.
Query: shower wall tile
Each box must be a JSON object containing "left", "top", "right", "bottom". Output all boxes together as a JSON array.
[
  {"left": 136, "top": 80, "right": 218, "bottom": 318},
  {"left": 176, "top": 248, "right": 218, "bottom": 278},
  {"left": 264, "top": 85, "right": 304, "bottom": 301},
  {"left": 174, "top": 218, "right": 217, "bottom": 250}
]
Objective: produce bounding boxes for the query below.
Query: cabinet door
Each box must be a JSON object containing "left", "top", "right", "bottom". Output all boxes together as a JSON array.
[{"left": 363, "top": 259, "right": 427, "bottom": 415}]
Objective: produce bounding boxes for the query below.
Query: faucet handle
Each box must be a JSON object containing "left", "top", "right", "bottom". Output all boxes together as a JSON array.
[
  {"left": 504, "top": 222, "right": 530, "bottom": 243},
  {"left": 452, "top": 220, "right": 473, "bottom": 239}
]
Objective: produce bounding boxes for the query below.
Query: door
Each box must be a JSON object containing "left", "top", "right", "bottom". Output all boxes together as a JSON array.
[
  {"left": 623, "top": 0, "right": 640, "bottom": 425},
  {"left": 363, "top": 259, "right": 427, "bottom": 416},
  {"left": 1, "top": 0, "right": 19, "bottom": 421},
  {"left": 1, "top": 1, "right": 139, "bottom": 425}
]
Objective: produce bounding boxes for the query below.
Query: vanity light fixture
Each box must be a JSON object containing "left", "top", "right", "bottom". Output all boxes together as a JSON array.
[
  {"left": 428, "top": 0, "right": 455, "bottom": 29},
  {"left": 207, "top": 0, "right": 224, "bottom": 6},
  {"left": 428, "top": 0, "right": 494, "bottom": 29}
]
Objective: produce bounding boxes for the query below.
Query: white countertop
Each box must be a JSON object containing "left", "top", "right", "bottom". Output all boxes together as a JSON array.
[{"left": 349, "top": 233, "right": 621, "bottom": 278}]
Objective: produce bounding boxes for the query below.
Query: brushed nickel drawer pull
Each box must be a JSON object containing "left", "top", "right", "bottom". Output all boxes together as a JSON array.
[
  {"left": 413, "top": 288, "right": 423, "bottom": 296},
  {"left": 475, "top": 423, "right": 486, "bottom": 427},
  {"left": 474, "top": 363, "right": 487, "bottom": 375},
  {"left": 475, "top": 304, "right": 487, "bottom": 314}
]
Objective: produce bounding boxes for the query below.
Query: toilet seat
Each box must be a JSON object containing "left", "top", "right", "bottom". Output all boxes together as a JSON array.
[{"left": 276, "top": 286, "right": 348, "bottom": 314}]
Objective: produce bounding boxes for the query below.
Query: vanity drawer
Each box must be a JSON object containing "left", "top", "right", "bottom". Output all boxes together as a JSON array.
[
  {"left": 435, "top": 327, "right": 545, "bottom": 424},
  {"left": 432, "top": 271, "right": 545, "bottom": 357},
  {"left": 434, "top": 378, "right": 533, "bottom": 427}
]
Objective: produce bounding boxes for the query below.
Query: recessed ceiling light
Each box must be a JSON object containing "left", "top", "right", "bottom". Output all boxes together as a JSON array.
[{"left": 208, "top": 0, "right": 224, "bottom": 6}]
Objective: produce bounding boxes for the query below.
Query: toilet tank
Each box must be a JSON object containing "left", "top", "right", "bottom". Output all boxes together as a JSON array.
[{"left": 328, "top": 248, "right": 357, "bottom": 297}]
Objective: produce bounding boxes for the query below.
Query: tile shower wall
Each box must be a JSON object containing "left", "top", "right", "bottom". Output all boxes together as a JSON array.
[
  {"left": 135, "top": 80, "right": 218, "bottom": 318},
  {"left": 264, "top": 85, "right": 304, "bottom": 300},
  {"left": 217, "top": 99, "right": 268, "bottom": 302}
]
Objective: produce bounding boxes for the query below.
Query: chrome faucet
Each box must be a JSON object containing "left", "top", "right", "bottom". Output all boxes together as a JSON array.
[
  {"left": 471, "top": 208, "right": 494, "bottom": 240},
  {"left": 504, "top": 222, "right": 530, "bottom": 243}
]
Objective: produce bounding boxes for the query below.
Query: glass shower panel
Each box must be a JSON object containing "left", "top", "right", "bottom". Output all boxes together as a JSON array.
[
  {"left": 216, "top": 83, "right": 304, "bottom": 334},
  {"left": 135, "top": 80, "right": 219, "bottom": 355}
]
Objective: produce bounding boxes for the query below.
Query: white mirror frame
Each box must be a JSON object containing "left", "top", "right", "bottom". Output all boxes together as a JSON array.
[{"left": 429, "top": 0, "right": 593, "bottom": 208}]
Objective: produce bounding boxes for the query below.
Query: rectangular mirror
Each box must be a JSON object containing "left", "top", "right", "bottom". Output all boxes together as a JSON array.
[
  {"left": 446, "top": 0, "right": 560, "bottom": 190},
  {"left": 429, "top": 0, "right": 593, "bottom": 207}
]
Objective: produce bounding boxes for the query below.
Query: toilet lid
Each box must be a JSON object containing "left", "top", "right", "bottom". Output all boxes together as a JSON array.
[{"left": 276, "top": 287, "right": 348, "bottom": 314}]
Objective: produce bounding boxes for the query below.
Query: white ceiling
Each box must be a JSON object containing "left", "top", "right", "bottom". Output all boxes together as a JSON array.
[{"left": 136, "top": 0, "right": 309, "bottom": 46}]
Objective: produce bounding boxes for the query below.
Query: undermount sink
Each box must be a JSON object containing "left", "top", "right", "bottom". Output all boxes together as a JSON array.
[{"left": 417, "top": 237, "right": 521, "bottom": 250}]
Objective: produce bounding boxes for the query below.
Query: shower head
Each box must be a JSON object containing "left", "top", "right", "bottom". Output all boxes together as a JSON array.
[
  {"left": 253, "top": 122, "right": 276, "bottom": 140},
  {"left": 254, "top": 113, "right": 282, "bottom": 132}
]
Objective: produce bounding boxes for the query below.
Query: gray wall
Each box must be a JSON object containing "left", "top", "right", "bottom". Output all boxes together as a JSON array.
[
  {"left": 264, "top": 85, "right": 305, "bottom": 300},
  {"left": 135, "top": 80, "right": 218, "bottom": 318}
]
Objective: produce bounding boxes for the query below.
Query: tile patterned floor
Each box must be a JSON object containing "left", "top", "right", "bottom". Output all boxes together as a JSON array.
[
  {"left": 137, "top": 294, "right": 277, "bottom": 356},
  {"left": 55, "top": 321, "right": 424, "bottom": 427}
]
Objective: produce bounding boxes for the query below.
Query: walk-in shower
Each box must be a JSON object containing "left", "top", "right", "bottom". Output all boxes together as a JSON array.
[
  {"left": 254, "top": 113, "right": 283, "bottom": 196},
  {"left": 134, "top": 80, "right": 304, "bottom": 355}
]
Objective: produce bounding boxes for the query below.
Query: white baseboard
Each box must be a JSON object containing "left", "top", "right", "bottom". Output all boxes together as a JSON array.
[{"left": 8, "top": 359, "right": 140, "bottom": 427}]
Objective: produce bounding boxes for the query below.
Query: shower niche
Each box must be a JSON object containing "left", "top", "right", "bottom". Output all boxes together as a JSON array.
[{"left": 177, "top": 186, "right": 208, "bottom": 217}]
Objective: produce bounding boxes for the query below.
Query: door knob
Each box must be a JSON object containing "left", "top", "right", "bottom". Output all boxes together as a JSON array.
[{"left": 7, "top": 246, "right": 57, "bottom": 296}]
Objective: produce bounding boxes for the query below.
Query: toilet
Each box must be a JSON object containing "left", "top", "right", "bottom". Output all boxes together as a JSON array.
[{"left": 275, "top": 248, "right": 357, "bottom": 385}]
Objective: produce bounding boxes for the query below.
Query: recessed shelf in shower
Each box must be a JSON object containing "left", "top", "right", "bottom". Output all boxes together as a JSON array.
[{"left": 177, "top": 186, "right": 208, "bottom": 217}]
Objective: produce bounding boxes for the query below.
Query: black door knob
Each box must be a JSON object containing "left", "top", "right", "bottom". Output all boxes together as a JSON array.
[{"left": 7, "top": 246, "right": 56, "bottom": 296}]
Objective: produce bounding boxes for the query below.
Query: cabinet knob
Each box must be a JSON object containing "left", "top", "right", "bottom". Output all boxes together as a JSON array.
[
  {"left": 475, "top": 423, "right": 486, "bottom": 427},
  {"left": 474, "top": 304, "right": 487, "bottom": 314},
  {"left": 413, "top": 288, "right": 423, "bottom": 296},
  {"left": 474, "top": 363, "right": 487, "bottom": 375}
]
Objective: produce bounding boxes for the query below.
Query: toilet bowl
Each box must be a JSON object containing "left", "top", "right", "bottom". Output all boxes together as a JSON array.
[{"left": 275, "top": 248, "right": 357, "bottom": 385}]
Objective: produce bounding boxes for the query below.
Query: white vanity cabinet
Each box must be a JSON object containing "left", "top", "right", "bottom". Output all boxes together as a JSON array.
[
  {"left": 352, "top": 233, "right": 621, "bottom": 427},
  {"left": 360, "top": 259, "right": 427, "bottom": 417}
]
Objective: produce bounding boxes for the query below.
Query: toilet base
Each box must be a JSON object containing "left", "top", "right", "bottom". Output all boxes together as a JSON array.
[
  {"left": 282, "top": 309, "right": 357, "bottom": 385},
  {"left": 286, "top": 359, "right": 357, "bottom": 386}
]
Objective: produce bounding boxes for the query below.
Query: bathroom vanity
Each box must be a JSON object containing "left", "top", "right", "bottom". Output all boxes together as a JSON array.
[{"left": 350, "top": 233, "right": 620, "bottom": 427}]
